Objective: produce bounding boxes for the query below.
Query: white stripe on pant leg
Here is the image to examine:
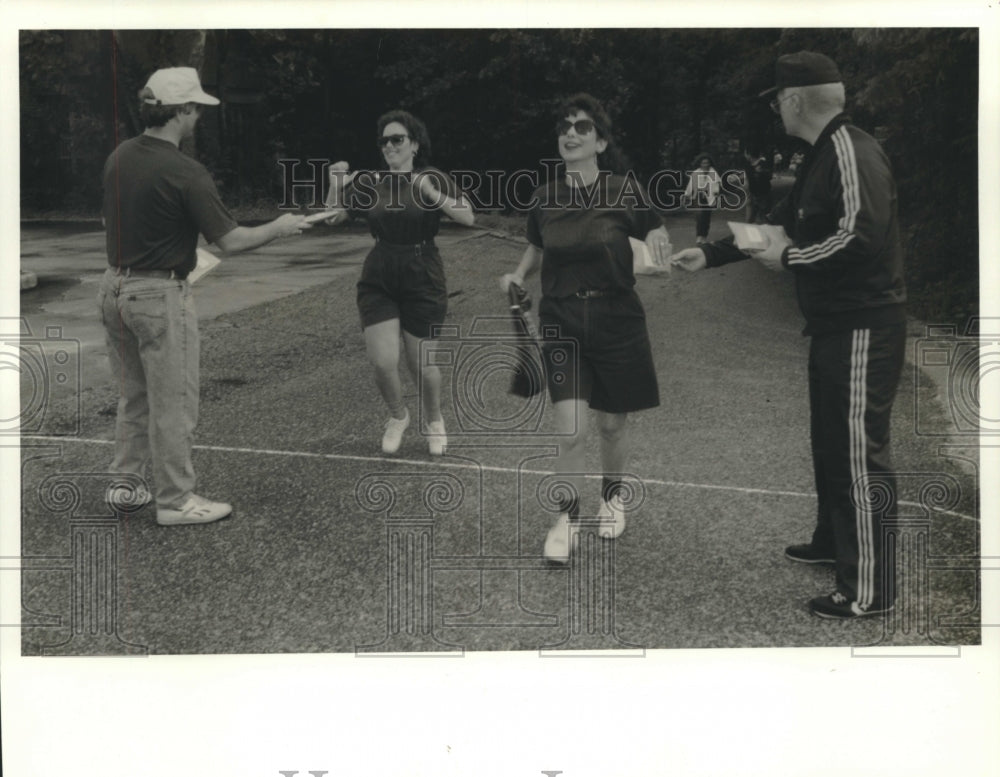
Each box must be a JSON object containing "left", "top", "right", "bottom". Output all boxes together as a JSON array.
[
  {"left": 858, "top": 329, "right": 875, "bottom": 607},
  {"left": 849, "top": 330, "right": 865, "bottom": 605},
  {"left": 848, "top": 331, "right": 860, "bottom": 600},
  {"left": 861, "top": 328, "right": 876, "bottom": 607},
  {"left": 851, "top": 329, "right": 875, "bottom": 608}
]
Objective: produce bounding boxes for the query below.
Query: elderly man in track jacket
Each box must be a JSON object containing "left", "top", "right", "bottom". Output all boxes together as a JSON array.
[{"left": 672, "top": 51, "right": 907, "bottom": 620}]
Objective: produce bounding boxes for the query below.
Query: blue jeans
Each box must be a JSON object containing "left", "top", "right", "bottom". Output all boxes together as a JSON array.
[{"left": 98, "top": 268, "right": 199, "bottom": 508}]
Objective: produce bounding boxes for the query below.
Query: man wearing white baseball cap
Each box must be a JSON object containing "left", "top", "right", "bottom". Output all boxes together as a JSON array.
[
  {"left": 100, "top": 67, "right": 312, "bottom": 526},
  {"left": 141, "top": 66, "right": 221, "bottom": 107}
]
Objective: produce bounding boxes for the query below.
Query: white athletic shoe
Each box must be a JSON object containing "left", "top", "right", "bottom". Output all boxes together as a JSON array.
[
  {"left": 381, "top": 409, "right": 410, "bottom": 454},
  {"left": 596, "top": 494, "right": 626, "bottom": 539},
  {"left": 156, "top": 493, "right": 232, "bottom": 526},
  {"left": 425, "top": 419, "right": 447, "bottom": 456},
  {"left": 543, "top": 513, "right": 579, "bottom": 563}
]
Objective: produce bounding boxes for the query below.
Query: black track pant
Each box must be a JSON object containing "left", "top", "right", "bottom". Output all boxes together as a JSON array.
[
  {"left": 807, "top": 323, "right": 906, "bottom": 609},
  {"left": 694, "top": 209, "right": 712, "bottom": 238}
]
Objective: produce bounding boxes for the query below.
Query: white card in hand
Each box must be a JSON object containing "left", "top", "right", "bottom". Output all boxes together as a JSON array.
[
  {"left": 630, "top": 237, "right": 671, "bottom": 275},
  {"left": 303, "top": 210, "right": 342, "bottom": 224},
  {"left": 728, "top": 222, "right": 788, "bottom": 251}
]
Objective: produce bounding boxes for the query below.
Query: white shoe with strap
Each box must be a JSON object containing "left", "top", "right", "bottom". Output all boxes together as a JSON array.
[
  {"left": 381, "top": 408, "right": 410, "bottom": 454},
  {"left": 156, "top": 493, "right": 233, "bottom": 526},
  {"left": 543, "top": 512, "right": 579, "bottom": 563},
  {"left": 425, "top": 419, "right": 447, "bottom": 456}
]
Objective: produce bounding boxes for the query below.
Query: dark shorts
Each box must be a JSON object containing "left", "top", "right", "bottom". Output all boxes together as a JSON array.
[
  {"left": 356, "top": 241, "right": 448, "bottom": 338},
  {"left": 538, "top": 291, "right": 660, "bottom": 414}
]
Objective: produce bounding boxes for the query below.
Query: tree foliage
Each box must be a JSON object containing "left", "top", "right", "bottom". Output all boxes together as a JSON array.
[{"left": 19, "top": 28, "right": 978, "bottom": 321}]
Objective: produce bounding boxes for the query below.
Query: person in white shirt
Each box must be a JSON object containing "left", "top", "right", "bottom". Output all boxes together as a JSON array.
[{"left": 683, "top": 153, "right": 721, "bottom": 244}]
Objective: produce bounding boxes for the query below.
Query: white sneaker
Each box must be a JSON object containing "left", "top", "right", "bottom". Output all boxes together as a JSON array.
[
  {"left": 107, "top": 482, "right": 153, "bottom": 513},
  {"left": 425, "top": 419, "right": 447, "bottom": 456},
  {"left": 381, "top": 409, "right": 410, "bottom": 454},
  {"left": 543, "top": 513, "right": 579, "bottom": 563},
  {"left": 597, "top": 495, "right": 626, "bottom": 539},
  {"left": 156, "top": 493, "right": 233, "bottom": 526}
]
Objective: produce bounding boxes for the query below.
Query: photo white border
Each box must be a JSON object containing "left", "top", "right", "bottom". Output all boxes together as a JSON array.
[{"left": 2, "top": 2, "right": 998, "bottom": 776}]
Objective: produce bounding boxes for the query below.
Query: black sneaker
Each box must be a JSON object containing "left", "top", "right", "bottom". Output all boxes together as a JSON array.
[
  {"left": 809, "top": 591, "right": 894, "bottom": 619},
  {"left": 784, "top": 543, "right": 835, "bottom": 565}
]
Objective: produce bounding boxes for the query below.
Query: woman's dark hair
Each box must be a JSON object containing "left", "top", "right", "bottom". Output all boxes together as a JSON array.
[
  {"left": 692, "top": 152, "right": 715, "bottom": 169},
  {"left": 138, "top": 86, "right": 196, "bottom": 129},
  {"left": 377, "top": 109, "right": 432, "bottom": 167},
  {"left": 554, "top": 92, "right": 628, "bottom": 173}
]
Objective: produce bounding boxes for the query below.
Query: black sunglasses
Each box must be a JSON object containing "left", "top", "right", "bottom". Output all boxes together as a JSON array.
[
  {"left": 377, "top": 134, "right": 409, "bottom": 149},
  {"left": 556, "top": 119, "right": 596, "bottom": 137}
]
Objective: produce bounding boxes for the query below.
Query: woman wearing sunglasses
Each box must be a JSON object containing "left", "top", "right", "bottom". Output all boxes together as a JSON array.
[
  {"left": 499, "top": 93, "right": 673, "bottom": 563},
  {"left": 324, "top": 110, "right": 474, "bottom": 455}
]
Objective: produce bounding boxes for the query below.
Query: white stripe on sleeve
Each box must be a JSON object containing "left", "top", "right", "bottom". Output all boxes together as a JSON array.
[{"left": 786, "top": 127, "right": 862, "bottom": 266}]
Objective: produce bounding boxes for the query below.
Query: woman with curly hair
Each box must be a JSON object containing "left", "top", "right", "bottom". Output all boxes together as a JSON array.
[
  {"left": 324, "top": 110, "right": 474, "bottom": 456},
  {"left": 499, "top": 93, "right": 673, "bottom": 562}
]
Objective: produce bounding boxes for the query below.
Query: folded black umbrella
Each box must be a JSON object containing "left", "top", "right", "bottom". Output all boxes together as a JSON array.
[{"left": 507, "top": 282, "right": 544, "bottom": 398}]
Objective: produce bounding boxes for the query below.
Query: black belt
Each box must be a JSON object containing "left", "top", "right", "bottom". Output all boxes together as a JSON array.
[
  {"left": 374, "top": 238, "right": 436, "bottom": 255},
  {"left": 375, "top": 238, "right": 434, "bottom": 246},
  {"left": 112, "top": 266, "right": 188, "bottom": 280}
]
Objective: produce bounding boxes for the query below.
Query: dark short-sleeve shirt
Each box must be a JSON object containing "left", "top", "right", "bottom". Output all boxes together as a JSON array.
[
  {"left": 526, "top": 174, "right": 663, "bottom": 298},
  {"left": 102, "top": 135, "right": 237, "bottom": 274},
  {"left": 346, "top": 167, "right": 460, "bottom": 244}
]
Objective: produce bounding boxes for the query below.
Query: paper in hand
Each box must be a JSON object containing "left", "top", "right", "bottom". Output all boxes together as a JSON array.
[
  {"left": 630, "top": 237, "right": 671, "bottom": 275},
  {"left": 728, "top": 222, "right": 789, "bottom": 252},
  {"left": 630, "top": 237, "right": 654, "bottom": 275},
  {"left": 188, "top": 247, "right": 221, "bottom": 284},
  {"left": 303, "top": 210, "right": 343, "bottom": 224}
]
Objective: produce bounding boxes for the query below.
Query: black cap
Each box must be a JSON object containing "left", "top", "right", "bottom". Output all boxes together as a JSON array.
[{"left": 759, "top": 51, "right": 843, "bottom": 98}]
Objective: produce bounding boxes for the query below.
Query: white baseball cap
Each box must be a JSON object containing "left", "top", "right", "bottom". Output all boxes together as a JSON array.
[{"left": 143, "top": 67, "right": 220, "bottom": 106}]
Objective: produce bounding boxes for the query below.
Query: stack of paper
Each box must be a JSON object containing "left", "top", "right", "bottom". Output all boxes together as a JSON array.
[{"left": 728, "top": 222, "right": 789, "bottom": 251}]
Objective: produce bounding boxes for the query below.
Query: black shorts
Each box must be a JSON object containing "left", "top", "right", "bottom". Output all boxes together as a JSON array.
[
  {"left": 356, "top": 241, "right": 448, "bottom": 338},
  {"left": 538, "top": 291, "right": 660, "bottom": 414}
]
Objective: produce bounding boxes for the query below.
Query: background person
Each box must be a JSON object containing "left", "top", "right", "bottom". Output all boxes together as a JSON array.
[
  {"left": 683, "top": 153, "right": 721, "bottom": 244},
  {"left": 101, "top": 67, "right": 312, "bottom": 526},
  {"left": 743, "top": 151, "right": 772, "bottom": 223},
  {"left": 322, "top": 110, "right": 475, "bottom": 456},
  {"left": 671, "top": 51, "right": 907, "bottom": 619},
  {"left": 499, "top": 93, "right": 673, "bottom": 563}
]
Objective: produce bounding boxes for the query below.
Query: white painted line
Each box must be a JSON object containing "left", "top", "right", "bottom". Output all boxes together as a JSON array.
[{"left": 21, "top": 434, "right": 979, "bottom": 522}]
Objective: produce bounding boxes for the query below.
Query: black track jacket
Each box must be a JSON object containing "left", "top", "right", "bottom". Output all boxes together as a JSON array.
[{"left": 703, "top": 114, "right": 907, "bottom": 336}]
